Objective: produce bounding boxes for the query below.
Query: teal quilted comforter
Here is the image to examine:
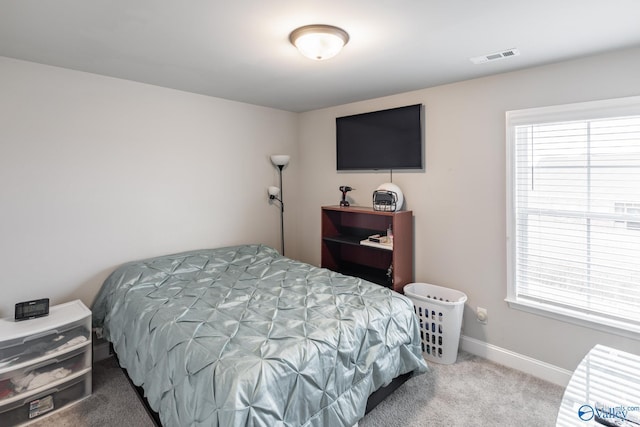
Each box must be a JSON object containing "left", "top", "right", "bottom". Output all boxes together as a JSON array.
[{"left": 92, "top": 245, "right": 427, "bottom": 426}]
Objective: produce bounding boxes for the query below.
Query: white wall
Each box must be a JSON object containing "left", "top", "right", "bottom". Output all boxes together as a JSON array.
[
  {"left": 0, "top": 57, "right": 299, "bottom": 317},
  {"left": 2, "top": 47, "right": 639, "bottom": 372},
  {"left": 297, "top": 46, "right": 640, "bottom": 371}
]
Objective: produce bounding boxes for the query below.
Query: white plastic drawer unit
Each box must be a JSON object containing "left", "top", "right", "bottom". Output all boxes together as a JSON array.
[
  {"left": 0, "top": 300, "right": 92, "bottom": 425},
  {"left": 0, "top": 300, "right": 91, "bottom": 371},
  {"left": 0, "top": 345, "right": 91, "bottom": 400},
  {"left": 0, "top": 370, "right": 91, "bottom": 427}
]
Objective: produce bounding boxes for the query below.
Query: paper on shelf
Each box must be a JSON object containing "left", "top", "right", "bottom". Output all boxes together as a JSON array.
[{"left": 360, "top": 239, "right": 393, "bottom": 251}]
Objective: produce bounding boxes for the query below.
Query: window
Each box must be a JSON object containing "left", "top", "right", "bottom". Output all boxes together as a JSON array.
[{"left": 506, "top": 96, "right": 640, "bottom": 336}]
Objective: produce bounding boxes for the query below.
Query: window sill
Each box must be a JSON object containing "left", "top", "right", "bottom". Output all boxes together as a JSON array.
[{"left": 505, "top": 297, "right": 640, "bottom": 341}]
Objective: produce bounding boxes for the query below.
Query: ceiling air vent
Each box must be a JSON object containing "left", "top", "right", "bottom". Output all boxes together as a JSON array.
[{"left": 470, "top": 48, "right": 520, "bottom": 64}]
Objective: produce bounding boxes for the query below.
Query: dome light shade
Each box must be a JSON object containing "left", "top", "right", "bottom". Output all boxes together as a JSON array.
[
  {"left": 289, "top": 25, "right": 349, "bottom": 61},
  {"left": 270, "top": 154, "right": 290, "bottom": 167}
]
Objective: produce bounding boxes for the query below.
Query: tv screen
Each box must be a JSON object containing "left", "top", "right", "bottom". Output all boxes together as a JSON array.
[{"left": 336, "top": 104, "right": 423, "bottom": 170}]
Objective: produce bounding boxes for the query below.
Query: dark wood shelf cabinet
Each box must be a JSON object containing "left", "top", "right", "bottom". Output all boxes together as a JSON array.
[{"left": 321, "top": 205, "right": 413, "bottom": 293}]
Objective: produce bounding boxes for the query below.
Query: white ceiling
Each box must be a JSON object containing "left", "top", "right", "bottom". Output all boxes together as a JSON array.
[{"left": 2, "top": 0, "right": 640, "bottom": 112}]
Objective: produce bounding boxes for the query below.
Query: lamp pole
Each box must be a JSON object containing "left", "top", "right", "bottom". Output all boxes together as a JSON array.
[
  {"left": 269, "top": 154, "right": 289, "bottom": 257},
  {"left": 277, "top": 164, "right": 285, "bottom": 256}
]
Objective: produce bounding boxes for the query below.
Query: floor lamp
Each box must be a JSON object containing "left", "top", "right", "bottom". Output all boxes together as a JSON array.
[{"left": 269, "top": 154, "right": 289, "bottom": 256}]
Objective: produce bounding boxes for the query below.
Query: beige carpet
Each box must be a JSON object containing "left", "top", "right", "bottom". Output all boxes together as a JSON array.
[
  {"left": 27, "top": 351, "right": 564, "bottom": 426},
  {"left": 360, "top": 351, "right": 564, "bottom": 426}
]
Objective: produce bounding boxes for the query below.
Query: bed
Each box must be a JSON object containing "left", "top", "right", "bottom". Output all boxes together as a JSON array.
[{"left": 92, "top": 244, "right": 428, "bottom": 427}]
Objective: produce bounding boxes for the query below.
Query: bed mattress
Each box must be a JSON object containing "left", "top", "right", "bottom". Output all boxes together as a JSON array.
[{"left": 92, "top": 244, "right": 427, "bottom": 426}]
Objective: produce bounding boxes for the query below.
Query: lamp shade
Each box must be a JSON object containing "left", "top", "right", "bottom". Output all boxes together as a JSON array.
[
  {"left": 289, "top": 25, "right": 349, "bottom": 61},
  {"left": 268, "top": 186, "right": 280, "bottom": 197},
  {"left": 270, "top": 154, "right": 290, "bottom": 167}
]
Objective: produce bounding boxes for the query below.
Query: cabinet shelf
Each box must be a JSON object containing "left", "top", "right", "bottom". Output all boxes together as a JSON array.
[
  {"left": 337, "top": 261, "right": 392, "bottom": 287},
  {"left": 323, "top": 236, "right": 393, "bottom": 252},
  {"left": 321, "top": 205, "right": 413, "bottom": 293},
  {"left": 322, "top": 235, "right": 363, "bottom": 246}
]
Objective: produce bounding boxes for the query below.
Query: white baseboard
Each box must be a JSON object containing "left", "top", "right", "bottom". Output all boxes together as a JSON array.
[{"left": 459, "top": 335, "right": 572, "bottom": 387}]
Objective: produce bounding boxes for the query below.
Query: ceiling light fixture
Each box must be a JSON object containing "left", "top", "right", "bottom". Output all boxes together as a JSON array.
[{"left": 289, "top": 24, "right": 349, "bottom": 61}]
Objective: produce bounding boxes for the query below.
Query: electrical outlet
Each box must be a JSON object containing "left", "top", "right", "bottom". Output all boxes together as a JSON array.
[{"left": 476, "top": 307, "right": 488, "bottom": 324}]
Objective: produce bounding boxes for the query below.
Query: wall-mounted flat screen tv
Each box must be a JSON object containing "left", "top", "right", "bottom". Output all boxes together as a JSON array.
[{"left": 336, "top": 104, "right": 424, "bottom": 170}]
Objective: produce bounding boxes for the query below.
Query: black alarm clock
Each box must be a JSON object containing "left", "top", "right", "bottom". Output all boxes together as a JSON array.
[{"left": 15, "top": 298, "right": 50, "bottom": 321}]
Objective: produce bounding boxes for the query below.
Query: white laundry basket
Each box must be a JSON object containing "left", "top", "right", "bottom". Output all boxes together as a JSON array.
[{"left": 404, "top": 282, "right": 467, "bottom": 364}]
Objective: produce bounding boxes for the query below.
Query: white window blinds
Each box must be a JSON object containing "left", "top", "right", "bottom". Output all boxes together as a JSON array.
[{"left": 506, "top": 96, "right": 640, "bottom": 335}]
